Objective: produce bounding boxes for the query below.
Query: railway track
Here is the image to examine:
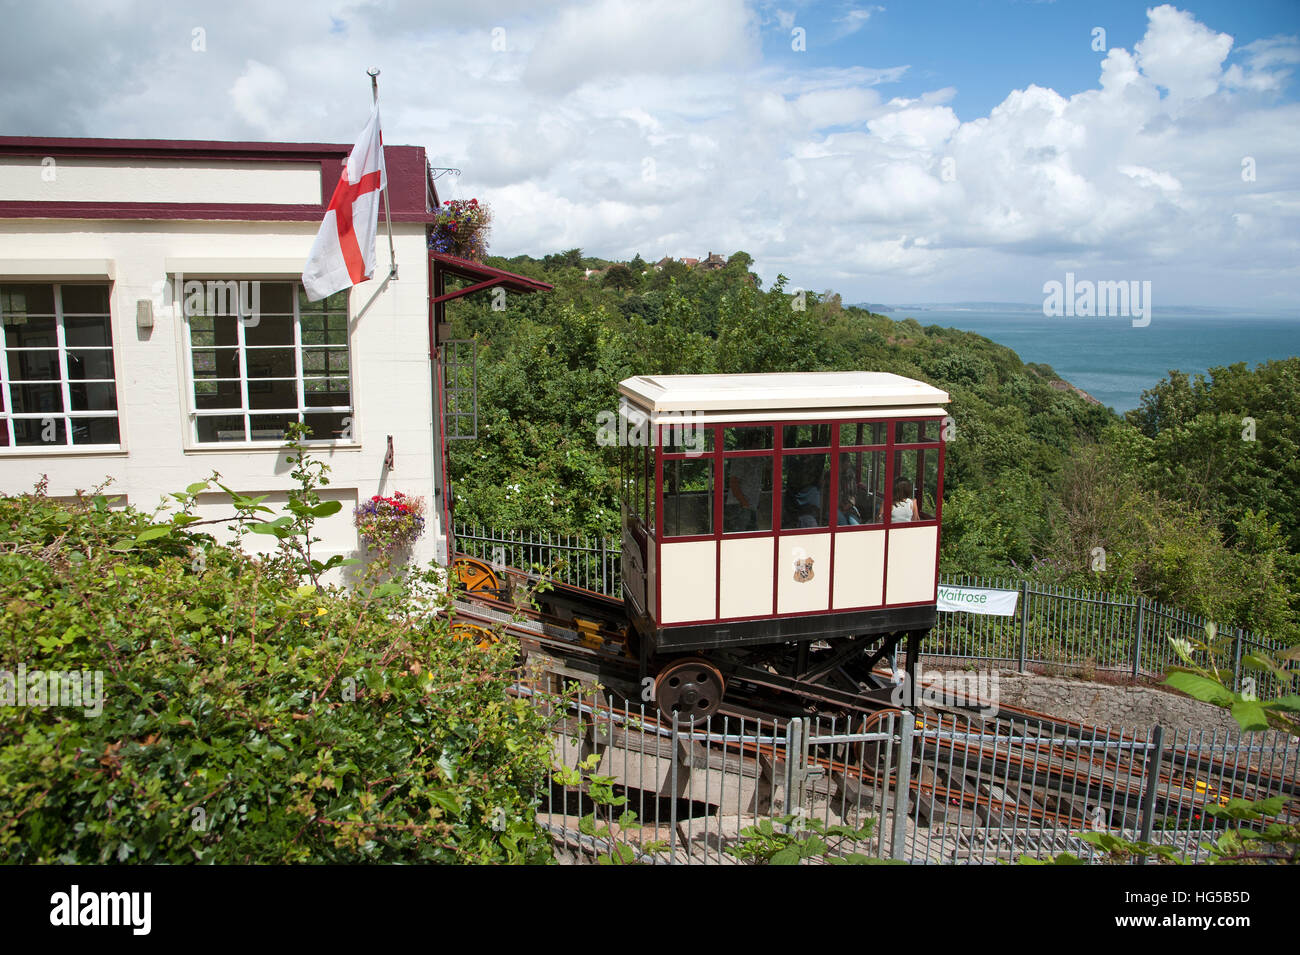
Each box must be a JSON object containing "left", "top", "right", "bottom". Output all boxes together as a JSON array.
[{"left": 448, "top": 559, "right": 1299, "bottom": 844}]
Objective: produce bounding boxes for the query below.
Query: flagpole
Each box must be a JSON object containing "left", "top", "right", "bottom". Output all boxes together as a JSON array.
[{"left": 368, "top": 68, "right": 398, "bottom": 280}]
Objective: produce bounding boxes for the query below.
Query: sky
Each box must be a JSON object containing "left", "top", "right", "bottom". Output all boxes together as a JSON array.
[{"left": 2, "top": 0, "right": 1298, "bottom": 308}]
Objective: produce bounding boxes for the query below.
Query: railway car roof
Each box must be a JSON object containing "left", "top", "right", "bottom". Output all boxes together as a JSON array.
[{"left": 619, "top": 371, "right": 949, "bottom": 414}]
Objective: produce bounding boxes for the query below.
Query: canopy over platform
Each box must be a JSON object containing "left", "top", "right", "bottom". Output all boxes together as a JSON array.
[{"left": 427, "top": 251, "right": 553, "bottom": 355}]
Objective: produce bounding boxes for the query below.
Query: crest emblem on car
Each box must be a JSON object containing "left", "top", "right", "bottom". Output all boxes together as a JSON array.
[{"left": 793, "top": 556, "right": 815, "bottom": 583}]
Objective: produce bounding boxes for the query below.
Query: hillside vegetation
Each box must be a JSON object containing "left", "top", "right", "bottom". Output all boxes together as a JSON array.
[{"left": 445, "top": 250, "right": 1299, "bottom": 644}]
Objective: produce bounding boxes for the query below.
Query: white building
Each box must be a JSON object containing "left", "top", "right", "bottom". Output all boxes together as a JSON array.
[{"left": 0, "top": 135, "right": 547, "bottom": 574}]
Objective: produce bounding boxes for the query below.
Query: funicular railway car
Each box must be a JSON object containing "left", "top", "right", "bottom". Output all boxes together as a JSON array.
[{"left": 618, "top": 372, "right": 950, "bottom": 723}]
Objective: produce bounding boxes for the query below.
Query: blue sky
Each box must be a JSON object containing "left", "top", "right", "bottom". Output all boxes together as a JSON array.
[
  {"left": 758, "top": 1, "right": 1300, "bottom": 119},
  {"left": 2, "top": 1, "right": 1298, "bottom": 308}
]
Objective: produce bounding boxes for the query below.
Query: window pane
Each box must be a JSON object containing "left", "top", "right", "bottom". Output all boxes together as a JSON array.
[
  {"left": 3, "top": 315, "right": 57, "bottom": 348},
  {"left": 60, "top": 286, "right": 110, "bottom": 314},
  {"left": 67, "top": 349, "right": 114, "bottom": 381},
  {"left": 301, "top": 314, "right": 348, "bottom": 346},
  {"left": 189, "top": 316, "right": 238, "bottom": 347},
  {"left": 194, "top": 379, "right": 242, "bottom": 410},
  {"left": 302, "top": 347, "right": 349, "bottom": 373},
  {"left": 647, "top": 446, "right": 656, "bottom": 535},
  {"left": 250, "top": 413, "right": 295, "bottom": 440},
  {"left": 247, "top": 379, "right": 297, "bottom": 410},
  {"left": 197, "top": 415, "right": 246, "bottom": 442},
  {"left": 69, "top": 381, "right": 118, "bottom": 412},
  {"left": 723, "top": 455, "right": 773, "bottom": 532},
  {"left": 71, "top": 417, "right": 119, "bottom": 445},
  {"left": 244, "top": 315, "right": 293, "bottom": 346},
  {"left": 7, "top": 351, "right": 59, "bottom": 381},
  {"left": 64, "top": 315, "right": 112, "bottom": 347},
  {"left": 837, "top": 450, "right": 885, "bottom": 526},
  {"left": 663, "top": 458, "right": 712, "bottom": 536},
  {"left": 255, "top": 283, "right": 295, "bottom": 315},
  {"left": 782, "top": 424, "right": 832, "bottom": 449},
  {"left": 245, "top": 348, "right": 295, "bottom": 378},
  {"left": 889, "top": 449, "right": 938, "bottom": 522},
  {"left": 192, "top": 349, "right": 240, "bottom": 379},
  {"left": 10, "top": 383, "right": 64, "bottom": 414},
  {"left": 662, "top": 419, "right": 711, "bottom": 453},
  {"left": 299, "top": 288, "right": 347, "bottom": 312},
  {"left": 303, "top": 412, "right": 351, "bottom": 441},
  {"left": 895, "top": 421, "right": 939, "bottom": 444},
  {"left": 781, "top": 453, "right": 828, "bottom": 529},
  {"left": 723, "top": 426, "right": 772, "bottom": 451},
  {"left": 0, "top": 284, "right": 55, "bottom": 316},
  {"left": 838, "top": 422, "right": 886, "bottom": 447},
  {"left": 304, "top": 376, "right": 349, "bottom": 407},
  {"left": 15, "top": 417, "right": 65, "bottom": 446}
]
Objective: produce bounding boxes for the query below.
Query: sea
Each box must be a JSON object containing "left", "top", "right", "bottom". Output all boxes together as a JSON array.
[{"left": 867, "top": 304, "right": 1300, "bottom": 413}]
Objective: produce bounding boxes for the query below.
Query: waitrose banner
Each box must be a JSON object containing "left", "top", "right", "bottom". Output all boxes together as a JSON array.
[{"left": 937, "top": 585, "right": 1020, "bottom": 617}]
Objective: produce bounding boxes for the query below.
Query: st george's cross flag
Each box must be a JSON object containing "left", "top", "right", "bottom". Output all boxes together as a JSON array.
[{"left": 302, "top": 101, "right": 387, "bottom": 301}]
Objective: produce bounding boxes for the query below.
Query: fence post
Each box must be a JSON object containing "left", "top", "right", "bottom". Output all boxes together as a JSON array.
[
  {"left": 1136, "top": 724, "right": 1164, "bottom": 862},
  {"left": 782, "top": 718, "right": 804, "bottom": 816},
  {"left": 890, "top": 710, "right": 914, "bottom": 862},
  {"left": 1232, "top": 629, "right": 1244, "bottom": 694},
  {"left": 1018, "top": 580, "right": 1029, "bottom": 673},
  {"left": 1132, "top": 596, "right": 1145, "bottom": 680}
]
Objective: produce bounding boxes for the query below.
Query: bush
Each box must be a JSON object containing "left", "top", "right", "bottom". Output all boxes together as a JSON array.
[{"left": 0, "top": 479, "right": 559, "bottom": 864}]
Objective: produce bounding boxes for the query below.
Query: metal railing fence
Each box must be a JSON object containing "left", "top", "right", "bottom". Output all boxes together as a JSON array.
[{"left": 529, "top": 686, "right": 1300, "bottom": 865}]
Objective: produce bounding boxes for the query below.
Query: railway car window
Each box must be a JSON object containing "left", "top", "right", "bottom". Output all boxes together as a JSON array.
[
  {"left": 782, "top": 424, "right": 832, "bottom": 449},
  {"left": 781, "top": 452, "right": 829, "bottom": 529},
  {"left": 723, "top": 456, "right": 773, "bottom": 533},
  {"left": 663, "top": 457, "right": 713, "bottom": 537},
  {"left": 838, "top": 422, "right": 886, "bottom": 447},
  {"left": 894, "top": 420, "right": 936, "bottom": 444},
  {"left": 663, "top": 421, "right": 713, "bottom": 453},
  {"left": 723, "top": 426, "right": 773, "bottom": 450},
  {"left": 633, "top": 442, "right": 645, "bottom": 524},
  {"left": 836, "top": 450, "right": 884, "bottom": 526},
  {"left": 646, "top": 445, "right": 656, "bottom": 535},
  {"left": 891, "top": 448, "right": 939, "bottom": 521}
]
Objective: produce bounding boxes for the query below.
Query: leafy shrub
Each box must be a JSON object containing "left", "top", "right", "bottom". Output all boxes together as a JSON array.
[{"left": 0, "top": 478, "right": 559, "bottom": 864}]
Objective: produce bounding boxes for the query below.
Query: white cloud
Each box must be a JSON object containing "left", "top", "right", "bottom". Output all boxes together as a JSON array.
[{"left": 0, "top": 1, "right": 1295, "bottom": 305}]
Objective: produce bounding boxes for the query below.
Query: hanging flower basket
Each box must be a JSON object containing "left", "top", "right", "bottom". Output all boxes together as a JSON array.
[
  {"left": 354, "top": 492, "right": 426, "bottom": 551},
  {"left": 428, "top": 198, "right": 493, "bottom": 261}
]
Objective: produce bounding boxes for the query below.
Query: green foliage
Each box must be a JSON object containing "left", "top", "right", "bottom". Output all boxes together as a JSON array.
[
  {"left": 0, "top": 474, "right": 562, "bottom": 864},
  {"left": 725, "top": 813, "right": 886, "bottom": 865},
  {"left": 552, "top": 751, "right": 667, "bottom": 864}
]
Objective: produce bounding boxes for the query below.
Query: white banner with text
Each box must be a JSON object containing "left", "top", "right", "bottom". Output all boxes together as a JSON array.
[{"left": 936, "top": 585, "right": 1020, "bottom": 616}]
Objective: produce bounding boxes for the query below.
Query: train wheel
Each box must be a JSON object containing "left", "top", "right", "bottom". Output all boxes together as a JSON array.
[
  {"left": 450, "top": 621, "right": 498, "bottom": 650},
  {"left": 453, "top": 557, "right": 501, "bottom": 596},
  {"left": 654, "top": 657, "right": 725, "bottom": 727}
]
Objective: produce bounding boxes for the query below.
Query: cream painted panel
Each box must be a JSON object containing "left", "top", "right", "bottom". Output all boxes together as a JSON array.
[
  {"left": 719, "top": 536, "right": 774, "bottom": 618},
  {"left": 831, "top": 530, "right": 885, "bottom": 609},
  {"left": 660, "top": 540, "right": 717, "bottom": 623},
  {"left": 0, "top": 158, "right": 322, "bottom": 204},
  {"left": 777, "top": 534, "right": 830, "bottom": 615},
  {"left": 885, "top": 525, "right": 938, "bottom": 604}
]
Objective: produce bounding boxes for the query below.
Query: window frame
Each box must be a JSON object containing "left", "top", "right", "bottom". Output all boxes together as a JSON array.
[
  {"left": 0, "top": 281, "right": 123, "bottom": 453},
  {"left": 180, "top": 280, "right": 356, "bottom": 449}
]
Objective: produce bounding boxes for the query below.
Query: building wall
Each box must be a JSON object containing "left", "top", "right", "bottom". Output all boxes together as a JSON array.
[{"left": 0, "top": 214, "right": 443, "bottom": 575}]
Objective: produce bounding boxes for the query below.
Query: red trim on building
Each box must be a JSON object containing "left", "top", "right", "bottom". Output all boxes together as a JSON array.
[{"left": 0, "top": 136, "right": 438, "bottom": 223}]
